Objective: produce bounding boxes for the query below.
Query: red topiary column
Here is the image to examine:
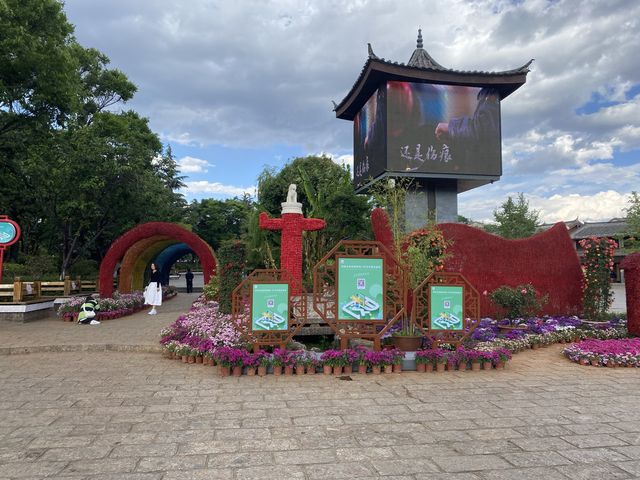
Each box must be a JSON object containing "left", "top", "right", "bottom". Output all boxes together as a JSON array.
[
  {"left": 621, "top": 253, "right": 640, "bottom": 336},
  {"left": 259, "top": 212, "right": 325, "bottom": 294}
]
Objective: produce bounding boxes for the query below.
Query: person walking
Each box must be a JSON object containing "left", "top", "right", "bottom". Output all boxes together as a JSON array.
[
  {"left": 185, "top": 267, "right": 194, "bottom": 294},
  {"left": 144, "top": 262, "right": 162, "bottom": 315}
]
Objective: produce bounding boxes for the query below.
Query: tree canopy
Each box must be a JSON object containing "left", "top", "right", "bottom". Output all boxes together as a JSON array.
[
  {"left": 625, "top": 191, "right": 640, "bottom": 252},
  {"left": 0, "top": 0, "right": 185, "bottom": 277},
  {"left": 486, "top": 193, "right": 540, "bottom": 239}
]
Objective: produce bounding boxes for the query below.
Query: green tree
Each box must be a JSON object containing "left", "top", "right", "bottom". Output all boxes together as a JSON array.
[
  {"left": 624, "top": 191, "right": 640, "bottom": 252},
  {"left": 0, "top": 0, "right": 79, "bottom": 137},
  {"left": 0, "top": 0, "right": 187, "bottom": 277},
  {"left": 487, "top": 193, "right": 540, "bottom": 239},
  {"left": 187, "top": 196, "right": 253, "bottom": 250}
]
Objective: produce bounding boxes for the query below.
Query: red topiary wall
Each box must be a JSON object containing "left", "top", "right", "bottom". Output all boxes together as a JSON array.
[
  {"left": 621, "top": 253, "right": 640, "bottom": 335},
  {"left": 371, "top": 208, "right": 583, "bottom": 317}
]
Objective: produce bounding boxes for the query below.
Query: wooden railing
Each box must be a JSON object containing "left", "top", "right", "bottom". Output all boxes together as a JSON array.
[{"left": 0, "top": 276, "right": 98, "bottom": 302}]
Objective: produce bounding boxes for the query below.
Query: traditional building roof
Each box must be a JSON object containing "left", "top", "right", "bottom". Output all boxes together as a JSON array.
[
  {"left": 538, "top": 219, "right": 583, "bottom": 233},
  {"left": 335, "top": 29, "right": 533, "bottom": 120},
  {"left": 571, "top": 219, "right": 629, "bottom": 240}
]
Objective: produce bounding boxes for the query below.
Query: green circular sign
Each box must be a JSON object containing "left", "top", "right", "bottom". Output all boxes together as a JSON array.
[{"left": 0, "top": 222, "right": 17, "bottom": 245}]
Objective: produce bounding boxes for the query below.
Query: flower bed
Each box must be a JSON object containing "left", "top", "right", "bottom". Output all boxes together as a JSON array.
[
  {"left": 562, "top": 338, "right": 640, "bottom": 367},
  {"left": 58, "top": 287, "right": 177, "bottom": 322},
  {"left": 159, "top": 298, "right": 246, "bottom": 357},
  {"left": 159, "top": 295, "right": 630, "bottom": 376}
]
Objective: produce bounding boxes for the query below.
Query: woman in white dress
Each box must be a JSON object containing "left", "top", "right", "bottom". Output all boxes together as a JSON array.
[{"left": 144, "top": 263, "right": 162, "bottom": 314}]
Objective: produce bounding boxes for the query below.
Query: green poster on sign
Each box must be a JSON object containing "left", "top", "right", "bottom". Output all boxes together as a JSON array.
[
  {"left": 337, "top": 257, "right": 384, "bottom": 321},
  {"left": 430, "top": 285, "right": 464, "bottom": 330},
  {"left": 251, "top": 283, "right": 289, "bottom": 331}
]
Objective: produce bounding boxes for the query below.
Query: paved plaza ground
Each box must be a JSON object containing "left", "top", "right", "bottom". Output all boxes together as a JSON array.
[{"left": 1, "top": 294, "right": 639, "bottom": 479}]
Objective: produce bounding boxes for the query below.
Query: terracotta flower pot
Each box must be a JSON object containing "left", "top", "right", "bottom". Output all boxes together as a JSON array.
[
  {"left": 471, "top": 361, "right": 481, "bottom": 371},
  {"left": 393, "top": 364, "right": 402, "bottom": 373},
  {"left": 383, "top": 365, "right": 393, "bottom": 374},
  {"left": 591, "top": 359, "right": 600, "bottom": 367},
  {"left": 246, "top": 367, "right": 256, "bottom": 376},
  {"left": 358, "top": 364, "right": 367, "bottom": 375},
  {"left": 182, "top": 355, "right": 189, "bottom": 363},
  {"left": 495, "top": 362, "right": 505, "bottom": 370},
  {"left": 218, "top": 365, "right": 230, "bottom": 377},
  {"left": 446, "top": 362, "right": 456, "bottom": 371},
  {"left": 257, "top": 366, "right": 267, "bottom": 377},
  {"left": 344, "top": 365, "right": 353, "bottom": 375},
  {"left": 333, "top": 366, "right": 343, "bottom": 375},
  {"left": 436, "top": 363, "right": 445, "bottom": 372},
  {"left": 284, "top": 366, "right": 294, "bottom": 376},
  {"left": 296, "top": 365, "right": 305, "bottom": 375},
  {"left": 416, "top": 363, "right": 426, "bottom": 373},
  {"left": 390, "top": 336, "right": 423, "bottom": 352},
  {"left": 232, "top": 365, "right": 242, "bottom": 377},
  {"left": 273, "top": 365, "right": 282, "bottom": 376},
  {"left": 425, "top": 363, "right": 434, "bottom": 372},
  {"left": 195, "top": 356, "right": 203, "bottom": 364},
  {"left": 188, "top": 356, "right": 195, "bottom": 364},
  {"left": 531, "top": 344, "right": 540, "bottom": 350},
  {"left": 458, "top": 361, "right": 467, "bottom": 372},
  {"left": 482, "top": 362, "right": 492, "bottom": 370},
  {"left": 323, "top": 365, "right": 332, "bottom": 375},
  {"left": 306, "top": 366, "right": 316, "bottom": 375},
  {"left": 372, "top": 366, "right": 381, "bottom": 375}
]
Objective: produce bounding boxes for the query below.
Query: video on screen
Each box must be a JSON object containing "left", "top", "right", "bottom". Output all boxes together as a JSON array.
[
  {"left": 386, "top": 81, "right": 501, "bottom": 177},
  {"left": 353, "top": 87, "right": 386, "bottom": 186}
]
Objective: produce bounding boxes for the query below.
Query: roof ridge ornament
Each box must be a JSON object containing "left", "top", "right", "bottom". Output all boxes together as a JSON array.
[
  {"left": 367, "top": 43, "right": 379, "bottom": 59},
  {"left": 417, "top": 28, "right": 423, "bottom": 49}
]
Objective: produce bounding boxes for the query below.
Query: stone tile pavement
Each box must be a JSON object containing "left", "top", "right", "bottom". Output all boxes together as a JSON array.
[
  {"left": 1, "top": 293, "right": 639, "bottom": 479},
  {"left": 0, "top": 293, "right": 198, "bottom": 354}
]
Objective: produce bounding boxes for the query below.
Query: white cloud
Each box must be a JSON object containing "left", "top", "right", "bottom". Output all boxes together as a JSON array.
[
  {"left": 531, "top": 191, "right": 632, "bottom": 223},
  {"left": 183, "top": 181, "right": 256, "bottom": 198},
  {"left": 177, "top": 156, "right": 213, "bottom": 173},
  {"left": 314, "top": 151, "right": 354, "bottom": 175},
  {"left": 460, "top": 189, "right": 633, "bottom": 224}
]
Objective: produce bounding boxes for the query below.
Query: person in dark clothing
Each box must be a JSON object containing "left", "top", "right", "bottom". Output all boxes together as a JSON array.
[
  {"left": 435, "top": 87, "right": 501, "bottom": 165},
  {"left": 144, "top": 262, "right": 162, "bottom": 315},
  {"left": 185, "top": 268, "right": 194, "bottom": 293}
]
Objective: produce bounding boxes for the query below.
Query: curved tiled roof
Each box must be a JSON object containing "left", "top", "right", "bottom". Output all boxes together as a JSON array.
[{"left": 335, "top": 29, "right": 533, "bottom": 120}]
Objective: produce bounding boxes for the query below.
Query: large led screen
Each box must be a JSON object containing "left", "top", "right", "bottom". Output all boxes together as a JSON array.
[
  {"left": 386, "top": 81, "right": 501, "bottom": 177},
  {"left": 353, "top": 87, "right": 386, "bottom": 187}
]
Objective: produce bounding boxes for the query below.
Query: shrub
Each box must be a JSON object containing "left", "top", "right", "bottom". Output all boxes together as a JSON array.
[
  {"left": 489, "top": 283, "right": 548, "bottom": 322},
  {"left": 69, "top": 259, "right": 99, "bottom": 278},
  {"left": 203, "top": 274, "right": 219, "bottom": 301},
  {"left": 217, "top": 240, "right": 246, "bottom": 314}
]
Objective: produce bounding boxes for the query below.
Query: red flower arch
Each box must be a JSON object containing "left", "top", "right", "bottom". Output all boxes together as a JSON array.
[{"left": 99, "top": 222, "right": 217, "bottom": 298}]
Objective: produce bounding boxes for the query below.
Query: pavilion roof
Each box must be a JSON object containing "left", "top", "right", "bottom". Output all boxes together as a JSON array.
[{"left": 335, "top": 29, "right": 533, "bottom": 120}]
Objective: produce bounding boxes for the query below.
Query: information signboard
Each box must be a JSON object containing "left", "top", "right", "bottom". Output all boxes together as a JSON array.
[
  {"left": 337, "top": 257, "right": 384, "bottom": 321},
  {"left": 251, "top": 283, "right": 289, "bottom": 332},
  {"left": 430, "top": 285, "right": 464, "bottom": 330}
]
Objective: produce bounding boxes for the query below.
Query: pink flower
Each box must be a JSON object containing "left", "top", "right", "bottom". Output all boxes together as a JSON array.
[
  {"left": 482, "top": 290, "right": 488, "bottom": 296},
  {"left": 521, "top": 289, "right": 527, "bottom": 294}
]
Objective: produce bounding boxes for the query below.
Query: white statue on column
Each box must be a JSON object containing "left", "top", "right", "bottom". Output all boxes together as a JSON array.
[
  {"left": 286, "top": 184, "right": 297, "bottom": 203},
  {"left": 281, "top": 183, "right": 303, "bottom": 214}
]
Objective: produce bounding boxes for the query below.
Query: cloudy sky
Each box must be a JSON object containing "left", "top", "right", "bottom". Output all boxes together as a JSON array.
[{"left": 64, "top": 0, "right": 640, "bottom": 223}]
